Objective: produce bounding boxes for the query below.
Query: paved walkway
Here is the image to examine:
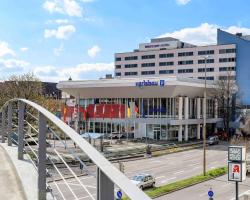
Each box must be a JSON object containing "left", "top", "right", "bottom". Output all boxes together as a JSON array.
[{"left": 0, "top": 145, "right": 25, "bottom": 200}]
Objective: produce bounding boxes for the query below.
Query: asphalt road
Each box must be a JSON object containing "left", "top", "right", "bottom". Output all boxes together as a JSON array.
[
  {"left": 156, "top": 174, "right": 250, "bottom": 200},
  {"left": 49, "top": 144, "right": 228, "bottom": 200}
]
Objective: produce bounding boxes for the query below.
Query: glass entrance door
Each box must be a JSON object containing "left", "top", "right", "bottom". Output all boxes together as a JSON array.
[{"left": 153, "top": 125, "right": 161, "bottom": 140}]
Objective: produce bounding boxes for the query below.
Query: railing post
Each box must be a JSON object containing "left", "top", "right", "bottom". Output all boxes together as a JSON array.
[
  {"left": 18, "top": 101, "right": 25, "bottom": 160},
  {"left": 38, "top": 112, "right": 47, "bottom": 200},
  {"left": 97, "top": 167, "right": 114, "bottom": 200},
  {"left": 7, "top": 102, "right": 13, "bottom": 146},
  {"left": 1, "top": 108, "right": 6, "bottom": 143}
]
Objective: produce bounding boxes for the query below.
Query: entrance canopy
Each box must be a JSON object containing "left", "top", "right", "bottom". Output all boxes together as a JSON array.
[
  {"left": 80, "top": 132, "right": 104, "bottom": 139},
  {"left": 57, "top": 76, "right": 217, "bottom": 99}
]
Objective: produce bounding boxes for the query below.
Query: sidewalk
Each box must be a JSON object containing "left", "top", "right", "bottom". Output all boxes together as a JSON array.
[{"left": 0, "top": 144, "right": 25, "bottom": 200}]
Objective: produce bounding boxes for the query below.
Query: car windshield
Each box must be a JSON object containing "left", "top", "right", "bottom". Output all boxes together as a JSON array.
[
  {"left": 208, "top": 137, "right": 214, "bottom": 140},
  {"left": 132, "top": 175, "right": 144, "bottom": 181}
]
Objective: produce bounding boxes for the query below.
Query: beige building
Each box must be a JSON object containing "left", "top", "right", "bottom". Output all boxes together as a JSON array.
[{"left": 115, "top": 37, "right": 236, "bottom": 81}]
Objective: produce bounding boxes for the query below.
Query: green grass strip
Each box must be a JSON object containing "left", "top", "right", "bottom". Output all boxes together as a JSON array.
[{"left": 122, "top": 166, "right": 227, "bottom": 199}]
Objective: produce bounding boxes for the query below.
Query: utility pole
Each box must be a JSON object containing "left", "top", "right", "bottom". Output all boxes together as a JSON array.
[{"left": 203, "top": 55, "right": 209, "bottom": 176}]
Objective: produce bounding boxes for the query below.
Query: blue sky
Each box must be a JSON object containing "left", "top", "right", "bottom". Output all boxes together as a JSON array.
[{"left": 0, "top": 0, "right": 250, "bottom": 82}]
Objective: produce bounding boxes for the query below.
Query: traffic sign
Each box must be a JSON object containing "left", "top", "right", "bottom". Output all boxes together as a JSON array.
[
  {"left": 208, "top": 190, "right": 214, "bottom": 197},
  {"left": 117, "top": 190, "right": 122, "bottom": 199}
]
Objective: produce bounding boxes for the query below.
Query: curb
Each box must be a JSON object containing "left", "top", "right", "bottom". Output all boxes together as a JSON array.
[{"left": 150, "top": 172, "right": 226, "bottom": 199}]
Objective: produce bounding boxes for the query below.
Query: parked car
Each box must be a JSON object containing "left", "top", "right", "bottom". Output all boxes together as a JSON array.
[
  {"left": 108, "top": 133, "right": 125, "bottom": 139},
  {"left": 207, "top": 136, "right": 219, "bottom": 145},
  {"left": 131, "top": 174, "right": 155, "bottom": 189}
]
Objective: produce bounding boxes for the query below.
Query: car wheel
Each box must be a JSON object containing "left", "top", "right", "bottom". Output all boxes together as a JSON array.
[{"left": 140, "top": 186, "right": 143, "bottom": 190}]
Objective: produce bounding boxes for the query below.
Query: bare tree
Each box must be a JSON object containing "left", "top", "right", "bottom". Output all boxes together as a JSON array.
[
  {"left": 0, "top": 73, "right": 43, "bottom": 107},
  {"left": 213, "top": 70, "right": 238, "bottom": 139}
]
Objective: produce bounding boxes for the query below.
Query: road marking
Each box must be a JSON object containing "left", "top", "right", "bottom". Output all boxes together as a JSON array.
[
  {"left": 155, "top": 176, "right": 165, "bottom": 180},
  {"left": 174, "top": 170, "right": 184, "bottom": 175},
  {"left": 199, "top": 192, "right": 207, "bottom": 197},
  {"left": 78, "top": 193, "right": 97, "bottom": 199},
  {"left": 188, "top": 163, "right": 200, "bottom": 167},
  {"left": 160, "top": 177, "right": 176, "bottom": 184}
]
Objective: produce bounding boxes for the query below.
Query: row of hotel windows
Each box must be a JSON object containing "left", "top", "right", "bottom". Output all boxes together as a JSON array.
[
  {"left": 115, "top": 48, "right": 236, "bottom": 61},
  {"left": 115, "top": 58, "right": 236, "bottom": 69},
  {"left": 116, "top": 69, "right": 236, "bottom": 77},
  {"left": 116, "top": 67, "right": 235, "bottom": 75}
]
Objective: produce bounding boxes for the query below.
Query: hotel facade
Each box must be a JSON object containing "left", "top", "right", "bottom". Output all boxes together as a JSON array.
[{"left": 57, "top": 77, "right": 221, "bottom": 142}]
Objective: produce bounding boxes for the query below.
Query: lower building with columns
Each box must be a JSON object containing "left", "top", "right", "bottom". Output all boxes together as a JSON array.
[{"left": 57, "top": 76, "right": 221, "bottom": 142}]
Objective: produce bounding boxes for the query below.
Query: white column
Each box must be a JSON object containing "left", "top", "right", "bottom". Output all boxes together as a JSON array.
[
  {"left": 178, "top": 125, "right": 183, "bottom": 142},
  {"left": 197, "top": 98, "right": 201, "bottom": 119},
  {"left": 184, "top": 97, "right": 189, "bottom": 141},
  {"left": 197, "top": 124, "right": 201, "bottom": 140},
  {"left": 197, "top": 98, "right": 201, "bottom": 140},
  {"left": 214, "top": 98, "right": 218, "bottom": 118},
  {"left": 178, "top": 97, "right": 183, "bottom": 142},
  {"left": 178, "top": 97, "right": 183, "bottom": 120}
]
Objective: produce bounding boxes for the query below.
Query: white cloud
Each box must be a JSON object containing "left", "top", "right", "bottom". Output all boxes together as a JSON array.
[
  {"left": 20, "top": 47, "right": 29, "bottom": 52},
  {"left": 0, "top": 41, "right": 15, "bottom": 58},
  {"left": 158, "top": 23, "right": 250, "bottom": 45},
  {"left": 176, "top": 0, "right": 191, "bottom": 5},
  {"left": 47, "top": 19, "right": 69, "bottom": 24},
  {"left": 43, "top": 0, "right": 82, "bottom": 17},
  {"left": 80, "top": 0, "right": 94, "bottom": 2},
  {"left": 33, "top": 62, "right": 114, "bottom": 82},
  {"left": 44, "top": 25, "right": 76, "bottom": 39},
  {"left": 53, "top": 44, "right": 64, "bottom": 56},
  {"left": 0, "top": 59, "right": 30, "bottom": 68},
  {"left": 87, "top": 45, "right": 101, "bottom": 58}
]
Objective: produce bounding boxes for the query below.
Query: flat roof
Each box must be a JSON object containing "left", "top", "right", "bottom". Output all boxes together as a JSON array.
[{"left": 57, "top": 76, "right": 217, "bottom": 98}]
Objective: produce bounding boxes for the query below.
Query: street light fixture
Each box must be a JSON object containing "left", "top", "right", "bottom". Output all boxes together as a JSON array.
[{"left": 201, "top": 55, "right": 210, "bottom": 176}]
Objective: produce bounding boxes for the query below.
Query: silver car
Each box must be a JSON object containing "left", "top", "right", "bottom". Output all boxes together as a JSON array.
[{"left": 131, "top": 174, "right": 155, "bottom": 190}]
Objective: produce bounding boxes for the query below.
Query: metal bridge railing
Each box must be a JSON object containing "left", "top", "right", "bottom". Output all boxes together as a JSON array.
[{"left": 0, "top": 99, "right": 151, "bottom": 200}]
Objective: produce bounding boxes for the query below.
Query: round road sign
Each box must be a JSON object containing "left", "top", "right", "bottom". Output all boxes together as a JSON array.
[
  {"left": 117, "top": 190, "right": 122, "bottom": 199},
  {"left": 208, "top": 190, "right": 214, "bottom": 197}
]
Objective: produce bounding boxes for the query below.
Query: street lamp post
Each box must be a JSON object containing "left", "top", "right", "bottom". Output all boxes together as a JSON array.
[{"left": 203, "top": 55, "right": 209, "bottom": 176}]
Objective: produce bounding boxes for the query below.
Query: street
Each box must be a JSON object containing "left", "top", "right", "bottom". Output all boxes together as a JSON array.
[
  {"left": 156, "top": 174, "right": 250, "bottom": 200},
  {"left": 49, "top": 144, "right": 228, "bottom": 200}
]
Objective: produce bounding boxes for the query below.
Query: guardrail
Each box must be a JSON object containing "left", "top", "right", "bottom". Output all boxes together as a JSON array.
[{"left": 0, "top": 99, "right": 151, "bottom": 200}]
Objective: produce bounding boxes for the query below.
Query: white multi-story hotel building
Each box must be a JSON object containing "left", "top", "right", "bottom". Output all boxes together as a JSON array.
[{"left": 114, "top": 37, "right": 236, "bottom": 81}]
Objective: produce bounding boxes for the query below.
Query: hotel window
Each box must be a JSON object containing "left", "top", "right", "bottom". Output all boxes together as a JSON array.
[
  {"left": 198, "top": 50, "right": 214, "bottom": 55},
  {"left": 159, "top": 53, "right": 174, "bottom": 58},
  {"left": 178, "top": 52, "right": 193, "bottom": 57},
  {"left": 219, "top": 76, "right": 236, "bottom": 80},
  {"left": 198, "top": 59, "right": 214, "bottom": 64},
  {"left": 125, "top": 56, "right": 138, "bottom": 60},
  {"left": 141, "top": 71, "right": 155, "bottom": 75},
  {"left": 219, "top": 57, "right": 236, "bottom": 63},
  {"left": 198, "top": 68, "right": 214, "bottom": 72},
  {"left": 219, "top": 48, "right": 236, "bottom": 54},
  {"left": 141, "top": 63, "right": 155, "bottom": 67},
  {"left": 125, "top": 72, "right": 137, "bottom": 76},
  {"left": 125, "top": 64, "right": 137, "bottom": 68},
  {"left": 159, "top": 61, "right": 174, "bottom": 66},
  {"left": 142, "top": 54, "right": 155, "bottom": 59},
  {"left": 115, "top": 72, "right": 121, "bottom": 76},
  {"left": 198, "top": 76, "right": 214, "bottom": 80},
  {"left": 115, "top": 65, "right": 121, "bottom": 69},
  {"left": 115, "top": 57, "right": 121, "bottom": 61},
  {"left": 159, "top": 70, "right": 174, "bottom": 74},
  {"left": 219, "top": 66, "right": 236, "bottom": 71},
  {"left": 178, "top": 69, "right": 193, "bottom": 73},
  {"left": 178, "top": 60, "right": 193, "bottom": 65}
]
